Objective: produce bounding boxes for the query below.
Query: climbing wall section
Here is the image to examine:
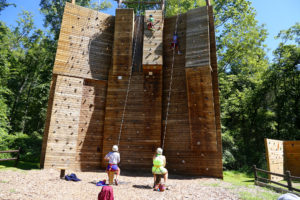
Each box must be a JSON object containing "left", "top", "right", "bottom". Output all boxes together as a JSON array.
[
  {"left": 185, "top": 6, "right": 217, "bottom": 152},
  {"left": 43, "top": 75, "right": 84, "bottom": 169},
  {"left": 41, "top": 2, "right": 114, "bottom": 170},
  {"left": 142, "top": 10, "right": 163, "bottom": 158},
  {"left": 163, "top": 6, "right": 222, "bottom": 177},
  {"left": 265, "top": 138, "right": 300, "bottom": 179},
  {"left": 102, "top": 9, "right": 136, "bottom": 168}
]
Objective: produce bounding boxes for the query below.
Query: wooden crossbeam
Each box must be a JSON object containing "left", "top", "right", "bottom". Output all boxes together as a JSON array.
[
  {"left": 122, "top": 1, "right": 161, "bottom": 4},
  {"left": 72, "top": 0, "right": 76, "bottom": 4}
]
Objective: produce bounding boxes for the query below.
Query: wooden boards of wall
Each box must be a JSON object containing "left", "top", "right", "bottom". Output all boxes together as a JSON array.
[
  {"left": 284, "top": 141, "right": 300, "bottom": 177},
  {"left": 143, "top": 65, "right": 162, "bottom": 149},
  {"left": 185, "top": 6, "right": 217, "bottom": 152},
  {"left": 265, "top": 138, "right": 300, "bottom": 179},
  {"left": 53, "top": 2, "right": 114, "bottom": 80},
  {"left": 112, "top": 9, "right": 134, "bottom": 76},
  {"left": 185, "top": 67, "right": 217, "bottom": 152},
  {"left": 74, "top": 79, "right": 107, "bottom": 171},
  {"left": 41, "top": 3, "right": 115, "bottom": 170},
  {"left": 162, "top": 7, "right": 222, "bottom": 177},
  {"left": 43, "top": 75, "right": 84, "bottom": 169},
  {"left": 185, "top": 7, "right": 210, "bottom": 68},
  {"left": 102, "top": 9, "right": 136, "bottom": 168},
  {"left": 143, "top": 10, "right": 163, "bottom": 65},
  {"left": 265, "top": 138, "right": 284, "bottom": 181}
]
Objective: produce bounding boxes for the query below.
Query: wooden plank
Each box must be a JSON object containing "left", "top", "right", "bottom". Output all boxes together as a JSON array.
[
  {"left": 143, "top": 65, "right": 162, "bottom": 150},
  {"left": 265, "top": 138, "right": 284, "bottom": 181},
  {"left": 185, "top": 6, "right": 210, "bottom": 68},
  {"left": 143, "top": 10, "right": 163, "bottom": 65},
  {"left": 53, "top": 3, "right": 114, "bottom": 80},
  {"left": 43, "top": 75, "right": 84, "bottom": 170},
  {"left": 185, "top": 67, "right": 217, "bottom": 152}
]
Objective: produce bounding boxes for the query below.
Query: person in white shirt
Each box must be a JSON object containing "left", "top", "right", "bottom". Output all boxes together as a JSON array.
[{"left": 104, "top": 145, "right": 121, "bottom": 185}]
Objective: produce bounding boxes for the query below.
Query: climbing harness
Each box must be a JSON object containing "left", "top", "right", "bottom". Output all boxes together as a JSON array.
[
  {"left": 117, "top": 0, "right": 142, "bottom": 146},
  {"left": 162, "top": 0, "right": 182, "bottom": 149}
]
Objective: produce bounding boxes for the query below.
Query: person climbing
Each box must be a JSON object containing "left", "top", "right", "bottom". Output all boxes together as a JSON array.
[
  {"left": 171, "top": 32, "right": 182, "bottom": 55},
  {"left": 104, "top": 145, "right": 120, "bottom": 185},
  {"left": 147, "top": 14, "right": 155, "bottom": 31},
  {"left": 152, "top": 147, "right": 168, "bottom": 190}
]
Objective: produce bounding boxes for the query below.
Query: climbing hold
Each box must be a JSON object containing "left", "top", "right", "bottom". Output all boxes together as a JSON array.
[
  {"left": 197, "top": 141, "right": 201, "bottom": 145},
  {"left": 182, "top": 160, "right": 185, "bottom": 164},
  {"left": 206, "top": 168, "right": 209, "bottom": 171}
]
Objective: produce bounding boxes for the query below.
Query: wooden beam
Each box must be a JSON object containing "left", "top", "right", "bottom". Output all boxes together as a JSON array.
[
  {"left": 72, "top": 0, "right": 76, "bottom": 4},
  {"left": 122, "top": 1, "right": 161, "bottom": 4},
  {"left": 206, "top": 0, "right": 211, "bottom": 6}
]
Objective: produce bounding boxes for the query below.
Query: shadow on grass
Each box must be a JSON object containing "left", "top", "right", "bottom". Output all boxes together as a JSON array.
[{"left": 0, "top": 160, "right": 40, "bottom": 170}]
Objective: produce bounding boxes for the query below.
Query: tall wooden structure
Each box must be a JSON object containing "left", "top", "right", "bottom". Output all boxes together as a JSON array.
[{"left": 41, "top": 3, "right": 223, "bottom": 178}]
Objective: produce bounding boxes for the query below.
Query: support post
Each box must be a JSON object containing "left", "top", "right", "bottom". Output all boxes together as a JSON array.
[
  {"left": 14, "top": 147, "right": 20, "bottom": 167},
  {"left": 286, "top": 170, "right": 293, "bottom": 191},
  {"left": 253, "top": 165, "right": 257, "bottom": 181},
  {"left": 71, "top": 0, "right": 76, "bottom": 4},
  {"left": 206, "top": 0, "right": 210, "bottom": 6},
  {"left": 60, "top": 169, "right": 66, "bottom": 179}
]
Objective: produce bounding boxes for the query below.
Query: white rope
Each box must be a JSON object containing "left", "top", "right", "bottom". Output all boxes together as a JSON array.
[
  {"left": 162, "top": 0, "right": 181, "bottom": 149},
  {"left": 117, "top": 4, "right": 142, "bottom": 146}
]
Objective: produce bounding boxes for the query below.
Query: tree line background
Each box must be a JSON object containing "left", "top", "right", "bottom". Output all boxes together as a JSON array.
[{"left": 0, "top": 0, "right": 299, "bottom": 170}]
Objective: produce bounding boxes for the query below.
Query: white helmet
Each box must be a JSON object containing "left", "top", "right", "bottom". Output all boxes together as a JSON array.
[
  {"left": 112, "top": 145, "right": 118, "bottom": 152},
  {"left": 156, "top": 147, "right": 163, "bottom": 155}
]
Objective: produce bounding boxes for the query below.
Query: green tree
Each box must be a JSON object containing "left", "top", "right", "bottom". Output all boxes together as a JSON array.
[{"left": 0, "top": 0, "right": 15, "bottom": 14}]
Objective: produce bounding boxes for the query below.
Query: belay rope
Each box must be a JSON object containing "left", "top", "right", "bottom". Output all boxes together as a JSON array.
[
  {"left": 162, "top": 0, "right": 182, "bottom": 149},
  {"left": 117, "top": 2, "right": 142, "bottom": 146}
]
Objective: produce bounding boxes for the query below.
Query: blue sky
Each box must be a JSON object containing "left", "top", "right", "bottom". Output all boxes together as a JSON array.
[{"left": 0, "top": 0, "right": 299, "bottom": 60}]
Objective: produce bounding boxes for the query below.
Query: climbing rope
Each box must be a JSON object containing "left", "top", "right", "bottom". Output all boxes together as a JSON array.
[
  {"left": 162, "top": 0, "right": 182, "bottom": 149},
  {"left": 117, "top": 1, "right": 142, "bottom": 146}
]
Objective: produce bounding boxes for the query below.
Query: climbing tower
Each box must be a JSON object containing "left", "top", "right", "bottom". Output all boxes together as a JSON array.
[{"left": 41, "top": 2, "right": 223, "bottom": 178}]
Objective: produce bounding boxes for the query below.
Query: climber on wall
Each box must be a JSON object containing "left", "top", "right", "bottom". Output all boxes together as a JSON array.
[
  {"left": 171, "top": 32, "right": 182, "bottom": 55},
  {"left": 147, "top": 14, "right": 155, "bottom": 31},
  {"left": 104, "top": 145, "right": 121, "bottom": 185},
  {"left": 152, "top": 148, "right": 168, "bottom": 191}
]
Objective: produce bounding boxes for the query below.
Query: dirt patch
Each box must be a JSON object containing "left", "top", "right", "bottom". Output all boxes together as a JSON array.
[{"left": 0, "top": 169, "right": 240, "bottom": 200}]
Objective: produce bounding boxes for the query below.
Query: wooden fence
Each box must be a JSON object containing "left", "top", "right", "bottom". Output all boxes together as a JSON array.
[
  {"left": 0, "top": 148, "right": 20, "bottom": 167},
  {"left": 253, "top": 165, "right": 300, "bottom": 194}
]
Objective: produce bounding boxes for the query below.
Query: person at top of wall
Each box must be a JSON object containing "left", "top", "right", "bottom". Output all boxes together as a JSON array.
[
  {"left": 104, "top": 145, "right": 120, "bottom": 185},
  {"left": 152, "top": 147, "right": 168, "bottom": 190},
  {"left": 171, "top": 32, "right": 182, "bottom": 55},
  {"left": 147, "top": 14, "right": 155, "bottom": 31}
]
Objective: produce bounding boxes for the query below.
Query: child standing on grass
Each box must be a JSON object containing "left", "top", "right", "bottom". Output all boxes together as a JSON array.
[{"left": 104, "top": 145, "right": 120, "bottom": 185}]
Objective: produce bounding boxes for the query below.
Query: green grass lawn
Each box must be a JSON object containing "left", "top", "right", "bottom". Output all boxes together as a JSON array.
[
  {"left": 0, "top": 160, "right": 39, "bottom": 170},
  {"left": 223, "top": 170, "right": 282, "bottom": 200}
]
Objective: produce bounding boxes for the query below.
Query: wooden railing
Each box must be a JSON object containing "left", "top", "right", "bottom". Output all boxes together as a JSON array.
[
  {"left": 253, "top": 165, "right": 300, "bottom": 194},
  {"left": 0, "top": 148, "right": 20, "bottom": 167}
]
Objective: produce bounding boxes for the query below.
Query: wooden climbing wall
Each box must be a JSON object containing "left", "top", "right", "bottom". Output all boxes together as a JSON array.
[
  {"left": 42, "top": 4, "right": 223, "bottom": 177},
  {"left": 265, "top": 138, "right": 284, "bottom": 181},
  {"left": 102, "top": 8, "right": 137, "bottom": 168},
  {"left": 43, "top": 75, "right": 84, "bottom": 169},
  {"left": 41, "top": 2, "right": 114, "bottom": 170},
  {"left": 284, "top": 141, "right": 300, "bottom": 177},
  {"left": 142, "top": 10, "right": 163, "bottom": 165},
  {"left": 185, "top": 6, "right": 217, "bottom": 152},
  {"left": 74, "top": 79, "right": 107, "bottom": 171},
  {"left": 265, "top": 138, "right": 300, "bottom": 179},
  {"left": 162, "top": 6, "right": 222, "bottom": 177}
]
